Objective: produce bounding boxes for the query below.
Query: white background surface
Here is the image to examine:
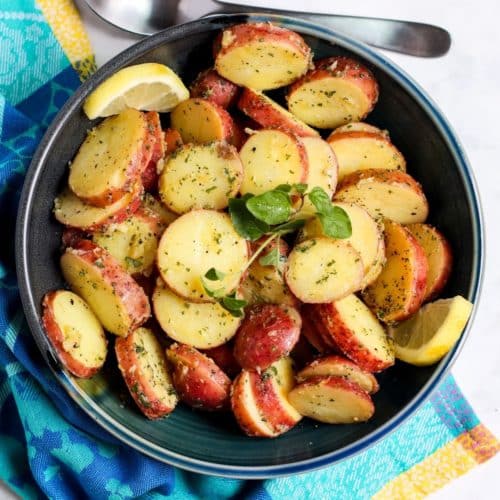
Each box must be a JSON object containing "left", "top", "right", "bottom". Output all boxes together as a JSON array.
[{"left": 2, "top": 0, "right": 499, "bottom": 498}]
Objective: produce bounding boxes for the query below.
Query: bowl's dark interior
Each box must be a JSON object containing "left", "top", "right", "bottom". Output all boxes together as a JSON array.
[{"left": 19, "top": 15, "right": 478, "bottom": 468}]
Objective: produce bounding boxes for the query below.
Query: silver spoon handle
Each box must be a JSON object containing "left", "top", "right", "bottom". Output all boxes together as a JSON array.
[{"left": 216, "top": 3, "right": 451, "bottom": 57}]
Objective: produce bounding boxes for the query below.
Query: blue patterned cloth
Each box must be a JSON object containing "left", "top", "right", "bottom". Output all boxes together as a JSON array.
[{"left": 1, "top": 2, "right": 499, "bottom": 499}]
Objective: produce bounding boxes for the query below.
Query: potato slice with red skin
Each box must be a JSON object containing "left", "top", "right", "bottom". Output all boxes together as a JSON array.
[
  {"left": 141, "top": 112, "right": 166, "bottom": 192},
  {"left": 288, "top": 375, "right": 375, "bottom": 424},
  {"left": 60, "top": 240, "right": 150, "bottom": 336},
  {"left": 170, "top": 98, "right": 239, "bottom": 146},
  {"left": 215, "top": 23, "right": 312, "bottom": 90},
  {"left": 61, "top": 227, "right": 89, "bottom": 249},
  {"left": 327, "top": 130, "right": 406, "bottom": 181},
  {"left": 314, "top": 295, "right": 395, "bottom": 372},
  {"left": 406, "top": 223, "right": 453, "bottom": 302},
  {"left": 285, "top": 238, "right": 364, "bottom": 304},
  {"left": 201, "top": 343, "right": 241, "bottom": 378},
  {"left": 334, "top": 169, "right": 429, "bottom": 224},
  {"left": 301, "top": 304, "right": 341, "bottom": 353},
  {"left": 142, "top": 193, "right": 178, "bottom": 227},
  {"left": 362, "top": 220, "right": 428, "bottom": 323},
  {"left": 233, "top": 304, "right": 301, "bottom": 371},
  {"left": 116, "top": 327, "right": 177, "bottom": 419},
  {"left": 166, "top": 343, "right": 231, "bottom": 411},
  {"left": 190, "top": 68, "right": 240, "bottom": 109},
  {"left": 239, "top": 129, "right": 308, "bottom": 196},
  {"left": 296, "top": 355, "right": 379, "bottom": 393},
  {"left": 42, "top": 290, "right": 107, "bottom": 378},
  {"left": 69, "top": 109, "right": 147, "bottom": 207},
  {"left": 54, "top": 184, "right": 143, "bottom": 231},
  {"left": 331, "top": 122, "right": 385, "bottom": 135},
  {"left": 237, "top": 88, "right": 319, "bottom": 137},
  {"left": 287, "top": 57, "right": 378, "bottom": 129}
]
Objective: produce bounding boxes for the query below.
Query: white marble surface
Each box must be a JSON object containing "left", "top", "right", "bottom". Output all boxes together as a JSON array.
[{"left": 2, "top": 0, "right": 499, "bottom": 498}]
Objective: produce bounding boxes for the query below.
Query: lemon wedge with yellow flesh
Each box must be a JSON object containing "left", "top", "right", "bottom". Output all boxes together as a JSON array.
[
  {"left": 389, "top": 296, "right": 473, "bottom": 366},
  {"left": 83, "top": 63, "right": 189, "bottom": 119}
]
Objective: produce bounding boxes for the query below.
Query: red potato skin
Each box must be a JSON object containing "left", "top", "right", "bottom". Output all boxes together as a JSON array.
[
  {"left": 296, "top": 355, "right": 379, "bottom": 393},
  {"left": 288, "top": 57, "right": 379, "bottom": 116},
  {"left": 238, "top": 88, "right": 319, "bottom": 138},
  {"left": 301, "top": 304, "right": 341, "bottom": 353},
  {"left": 141, "top": 112, "right": 165, "bottom": 192},
  {"left": 190, "top": 68, "right": 240, "bottom": 109},
  {"left": 65, "top": 240, "right": 151, "bottom": 332},
  {"left": 163, "top": 128, "right": 183, "bottom": 154},
  {"left": 42, "top": 291, "right": 106, "bottom": 378},
  {"left": 115, "top": 333, "right": 175, "bottom": 420},
  {"left": 248, "top": 370, "right": 301, "bottom": 435},
  {"left": 300, "top": 306, "right": 331, "bottom": 353},
  {"left": 327, "top": 130, "right": 389, "bottom": 145},
  {"left": 313, "top": 303, "right": 394, "bottom": 373},
  {"left": 167, "top": 343, "right": 231, "bottom": 411},
  {"left": 201, "top": 343, "right": 241, "bottom": 378},
  {"left": 61, "top": 227, "right": 89, "bottom": 248},
  {"left": 233, "top": 305, "right": 301, "bottom": 371}
]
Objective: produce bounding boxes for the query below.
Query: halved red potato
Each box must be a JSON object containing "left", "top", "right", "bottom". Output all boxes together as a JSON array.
[
  {"left": 233, "top": 304, "right": 301, "bottom": 371},
  {"left": 164, "top": 128, "right": 183, "bottom": 155},
  {"left": 239, "top": 129, "right": 308, "bottom": 195},
  {"left": 61, "top": 228, "right": 89, "bottom": 248},
  {"left": 231, "top": 370, "right": 275, "bottom": 437},
  {"left": 92, "top": 205, "right": 164, "bottom": 276},
  {"left": 327, "top": 130, "right": 406, "bottom": 181},
  {"left": 285, "top": 238, "right": 364, "bottom": 303},
  {"left": 240, "top": 238, "right": 297, "bottom": 307},
  {"left": 215, "top": 23, "right": 312, "bottom": 90},
  {"left": 166, "top": 343, "right": 231, "bottom": 410},
  {"left": 170, "top": 98, "right": 239, "bottom": 146},
  {"left": 237, "top": 88, "right": 319, "bottom": 137},
  {"left": 42, "top": 290, "right": 107, "bottom": 378},
  {"left": 158, "top": 141, "right": 243, "bottom": 214},
  {"left": 190, "top": 68, "right": 240, "bottom": 109},
  {"left": 334, "top": 169, "right": 429, "bottom": 224},
  {"left": 406, "top": 223, "right": 453, "bottom": 302},
  {"left": 298, "top": 203, "right": 385, "bottom": 288},
  {"left": 288, "top": 375, "right": 375, "bottom": 424},
  {"left": 313, "top": 295, "right": 394, "bottom": 372},
  {"left": 297, "top": 355, "right": 379, "bottom": 393},
  {"left": 247, "top": 357, "right": 302, "bottom": 436},
  {"left": 300, "top": 306, "right": 332, "bottom": 353},
  {"left": 140, "top": 111, "right": 166, "bottom": 192},
  {"left": 298, "top": 137, "right": 338, "bottom": 216},
  {"left": 362, "top": 220, "right": 428, "bottom": 323},
  {"left": 331, "top": 122, "right": 385, "bottom": 135},
  {"left": 157, "top": 210, "right": 248, "bottom": 302},
  {"left": 60, "top": 240, "right": 150, "bottom": 336},
  {"left": 68, "top": 109, "right": 147, "bottom": 207},
  {"left": 116, "top": 327, "right": 178, "bottom": 419},
  {"left": 142, "top": 193, "right": 178, "bottom": 226},
  {"left": 201, "top": 343, "right": 241, "bottom": 378},
  {"left": 287, "top": 57, "right": 379, "bottom": 129},
  {"left": 54, "top": 184, "right": 142, "bottom": 231},
  {"left": 152, "top": 277, "right": 241, "bottom": 349}
]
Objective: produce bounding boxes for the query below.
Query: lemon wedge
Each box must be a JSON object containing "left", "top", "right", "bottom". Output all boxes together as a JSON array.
[
  {"left": 83, "top": 63, "right": 189, "bottom": 119},
  {"left": 388, "top": 296, "right": 473, "bottom": 366}
]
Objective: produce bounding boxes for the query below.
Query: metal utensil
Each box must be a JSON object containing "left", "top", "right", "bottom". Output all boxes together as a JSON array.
[{"left": 83, "top": 0, "right": 451, "bottom": 57}]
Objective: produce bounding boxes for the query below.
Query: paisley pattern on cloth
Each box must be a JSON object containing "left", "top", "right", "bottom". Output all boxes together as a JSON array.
[{"left": 0, "top": 1, "right": 498, "bottom": 499}]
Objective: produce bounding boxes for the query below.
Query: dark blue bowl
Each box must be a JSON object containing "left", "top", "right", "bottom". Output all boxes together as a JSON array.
[{"left": 15, "top": 13, "right": 484, "bottom": 478}]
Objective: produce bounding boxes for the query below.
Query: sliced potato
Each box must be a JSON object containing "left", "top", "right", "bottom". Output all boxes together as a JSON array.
[
  {"left": 152, "top": 277, "right": 241, "bottom": 349},
  {"left": 239, "top": 129, "right": 308, "bottom": 195},
  {"left": 60, "top": 240, "right": 150, "bottom": 336},
  {"left": 42, "top": 290, "right": 107, "bottom": 378},
  {"left": 68, "top": 109, "right": 146, "bottom": 206},
  {"left": 170, "top": 98, "right": 238, "bottom": 145},
  {"left": 287, "top": 57, "right": 379, "bottom": 129},
  {"left": 189, "top": 68, "right": 240, "bottom": 109},
  {"left": 300, "top": 306, "right": 332, "bottom": 353},
  {"left": 140, "top": 111, "right": 165, "bottom": 191},
  {"left": 215, "top": 23, "right": 312, "bottom": 90},
  {"left": 327, "top": 130, "right": 406, "bottom": 181},
  {"left": 142, "top": 193, "right": 178, "bottom": 226},
  {"left": 285, "top": 237, "right": 364, "bottom": 303},
  {"left": 314, "top": 295, "right": 395, "bottom": 372},
  {"left": 202, "top": 343, "right": 241, "bottom": 378},
  {"left": 158, "top": 141, "right": 242, "bottom": 214},
  {"left": 331, "top": 122, "right": 385, "bottom": 135},
  {"left": 406, "top": 223, "right": 453, "bottom": 302},
  {"left": 334, "top": 169, "right": 429, "bottom": 224},
  {"left": 362, "top": 220, "right": 428, "bottom": 323},
  {"left": 288, "top": 375, "right": 374, "bottom": 424},
  {"left": 237, "top": 88, "right": 319, "bottom": 137},
  {"left": 54, "top": 185, "right": 142, "bottom": 231},
  {"left": 116, "top": 327, "right": 178, "bottom": 419},
  {"left": 157, "top": 210, "right": 248, "bottom": 302}
]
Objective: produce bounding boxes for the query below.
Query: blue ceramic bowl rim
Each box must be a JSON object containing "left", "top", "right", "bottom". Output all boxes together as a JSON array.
[{"left": 16, "top": 13, "right": 484, "bottom": 479}]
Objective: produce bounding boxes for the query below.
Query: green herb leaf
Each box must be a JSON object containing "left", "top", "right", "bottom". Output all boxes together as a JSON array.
[
  {"left": 258, "top": 246, "right": 281, "bottom": 267},
  {"left": 308, "top": 186, "right": 333, "bottom": 214},
  {"left": 293, "top": 183, "right": 308, "bottom": 194},
  {"left": 271, "top": 218, "right": 306, "bottom": 235},
  {"left": 204, "top": 268, "right": 226, "bottom": 281},
  {"left": 274, "top": 184, "right": 292, "bottom": 193},
  {"left": 125, "top": 256, "right": 142, "bottom": 268},
  {"left": 318, "top": 206, "right": 352, "bottom": 238},
  {"left": 246, "top": 190, "right": 292, "bottom": 225},
  {"left": 228, "top": 195, "right": 269, "bottom": 240},
  {"left": 221, "top": 295, "right": 247, "bottom": 316}
]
